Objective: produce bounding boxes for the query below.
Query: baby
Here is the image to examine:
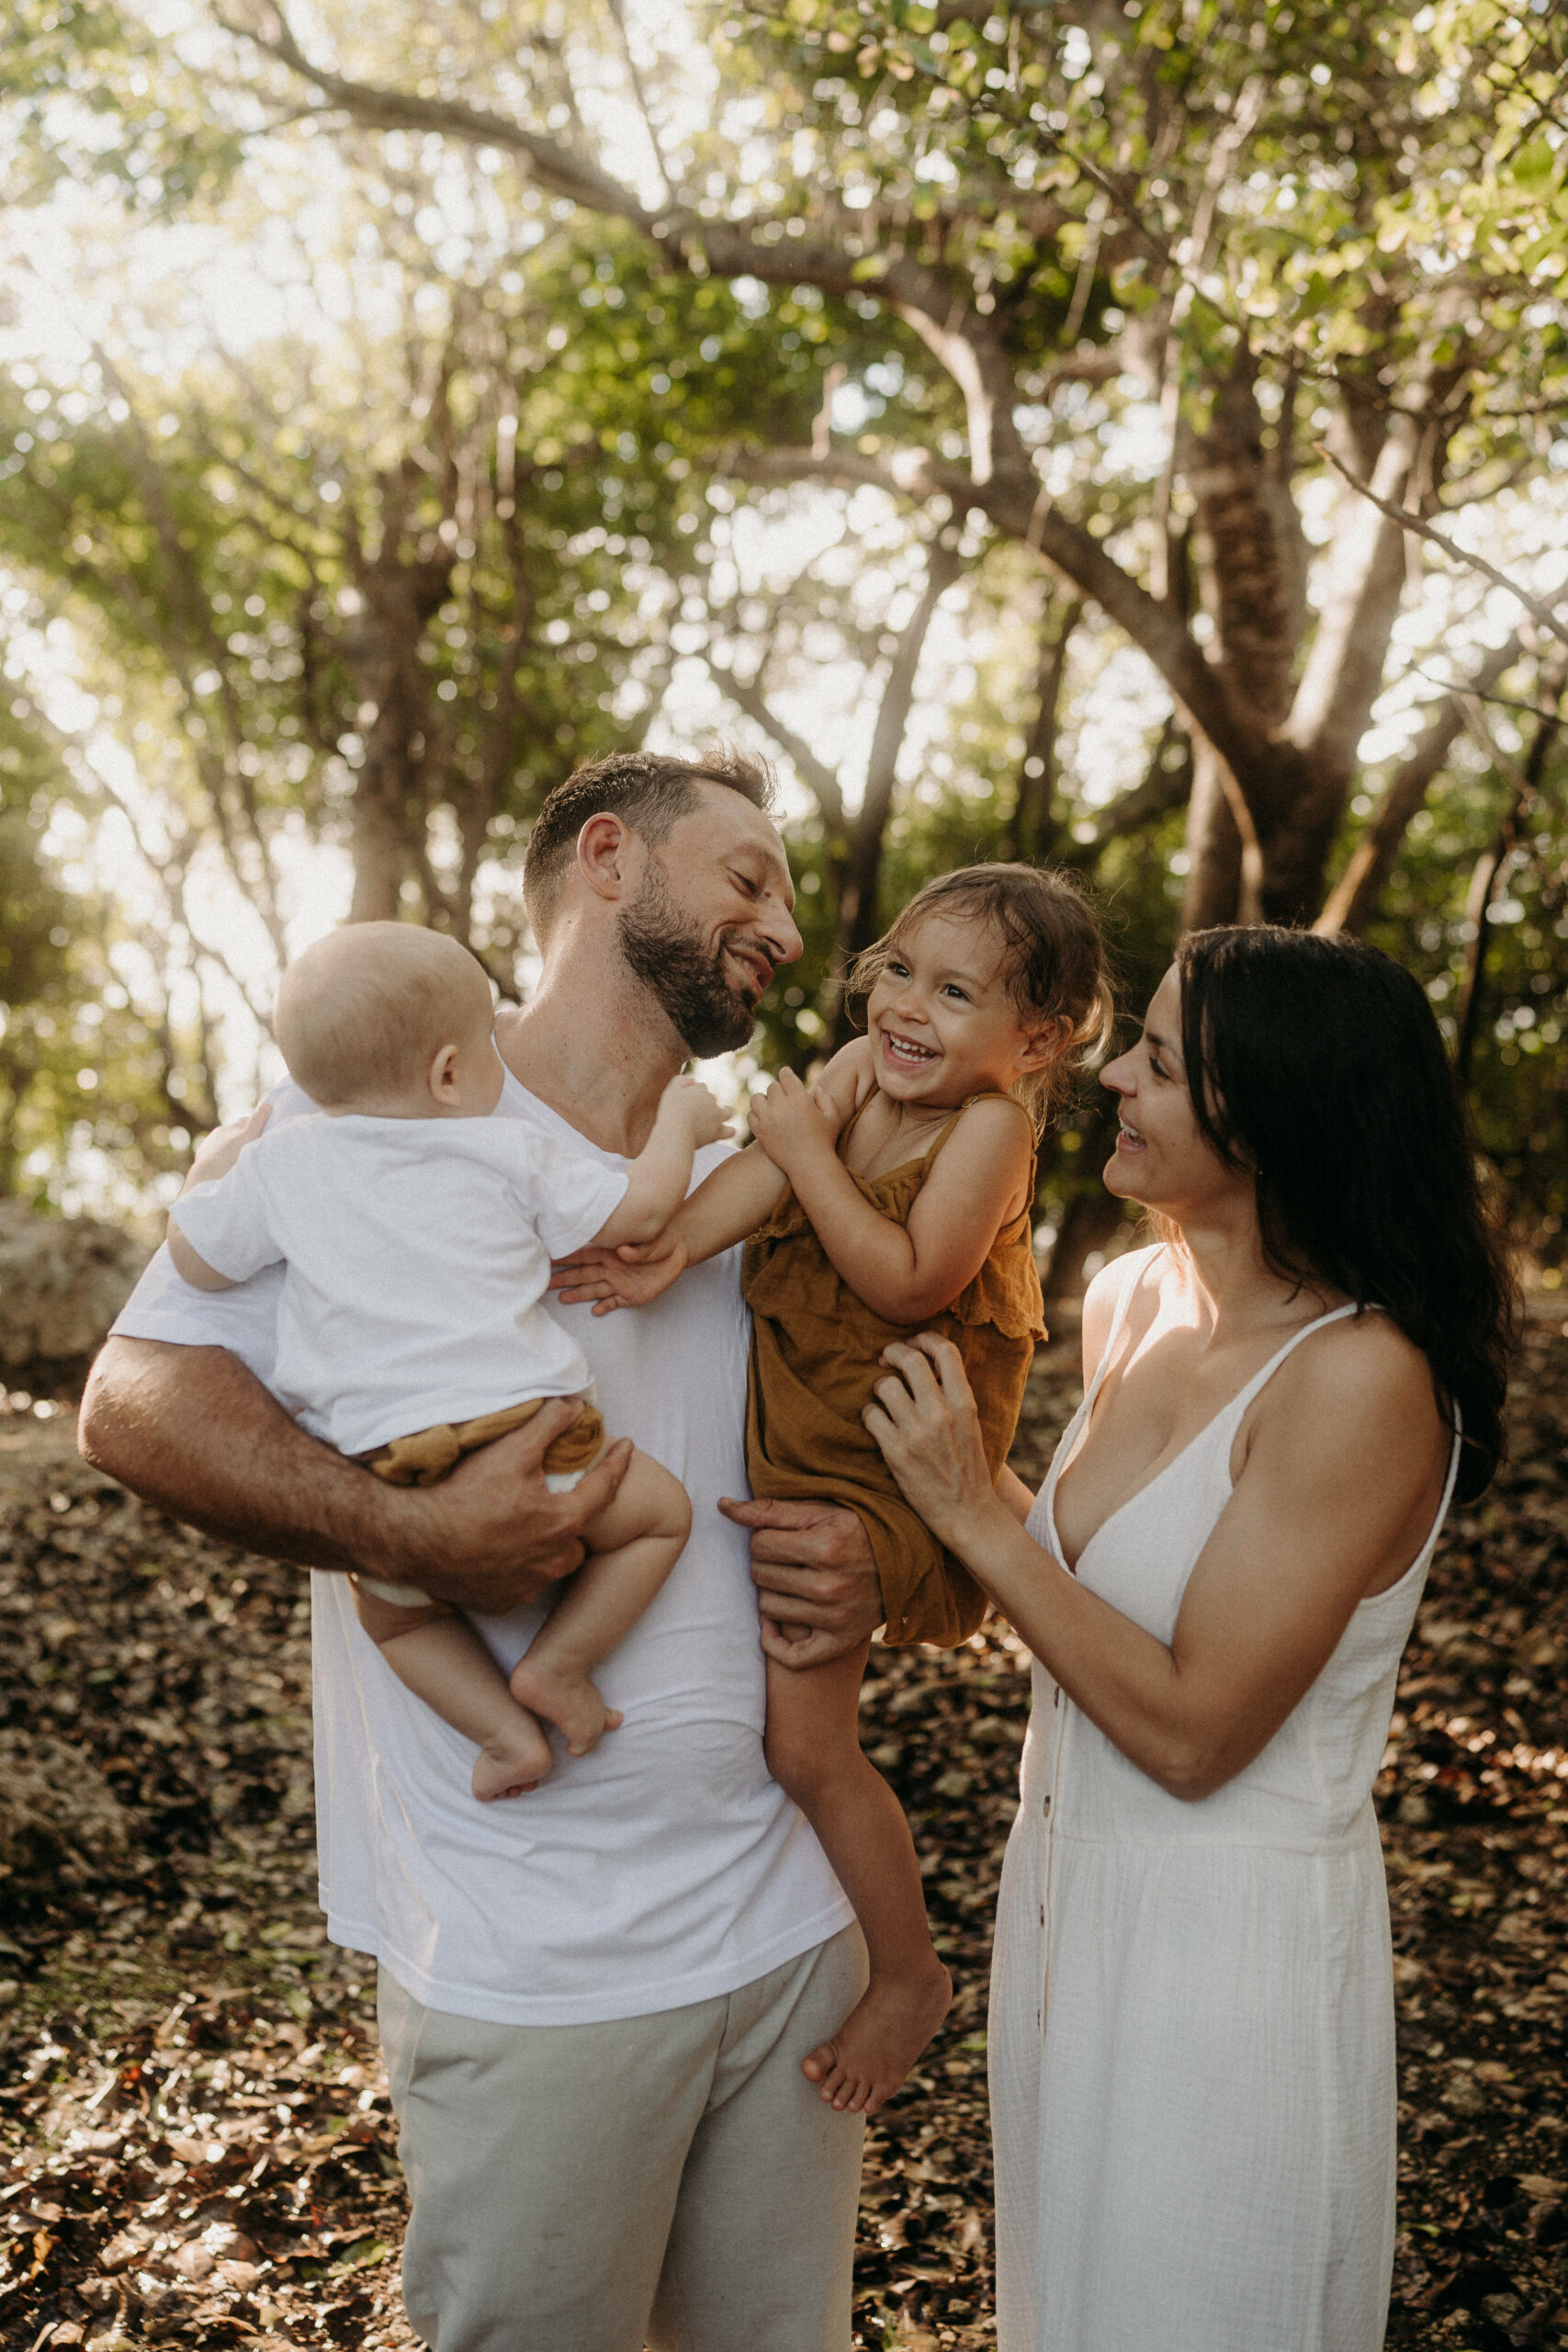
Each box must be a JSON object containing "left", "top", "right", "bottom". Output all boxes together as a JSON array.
[
  {"left": 556, "top": 865, "right": 1111, "bottom": 2114},
  {"left": 166, "top": 922, "right": 725, "bottom": 1801}
]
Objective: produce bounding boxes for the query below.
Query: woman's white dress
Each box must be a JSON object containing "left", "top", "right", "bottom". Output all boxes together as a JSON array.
[{"left": 989, "top": 1247, "right": 1461, "bottom": 2352}]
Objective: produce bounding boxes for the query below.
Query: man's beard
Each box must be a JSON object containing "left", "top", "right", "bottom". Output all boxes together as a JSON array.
[{"left": 616, "top": 866, "right": 763, "bottom": 1057}]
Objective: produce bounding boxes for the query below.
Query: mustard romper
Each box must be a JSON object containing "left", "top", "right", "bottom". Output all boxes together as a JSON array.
[{"left": 742, "top": 1089, "right": 1045, "bottom": 1649}]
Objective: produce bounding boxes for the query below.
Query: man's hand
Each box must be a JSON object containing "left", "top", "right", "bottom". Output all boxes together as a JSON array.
[
  {"left": 717, "top": 1495, "right": 884, "bottom": 1669},
  {"left": 179, "top": 1103, "right": 272, "bottom": 1197},
  {"left": 79, "top": 1340, "right": 632, "bottom": 1616},
  {"left": 375, "top": 1398, "right": 635, "bottom": 1610}
]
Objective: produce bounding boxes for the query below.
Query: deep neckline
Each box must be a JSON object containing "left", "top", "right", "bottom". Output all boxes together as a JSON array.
[{"left": 1047, "top": 1294, "right": 1361, "bottom": 1577}]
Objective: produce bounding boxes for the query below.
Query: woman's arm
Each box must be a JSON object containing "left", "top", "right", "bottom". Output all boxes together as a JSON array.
[
  {"left": 864, "top": 1325, "right": 1448, "bottom": 1800},
  {"left": 995, "top": 1464, "right": 1036, "bottom": 1526},
  {"left": 751, "top": 1083, "right": 1033, "bottom": 1325}
]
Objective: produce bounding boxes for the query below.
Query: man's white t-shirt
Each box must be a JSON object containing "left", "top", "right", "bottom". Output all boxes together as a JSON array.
[
  {"left": 113, "top": 1071, "right": 852, "bottom": 2026},
  {"left": 168, "top": 1114, "right": 628, "bottom": 1456}
]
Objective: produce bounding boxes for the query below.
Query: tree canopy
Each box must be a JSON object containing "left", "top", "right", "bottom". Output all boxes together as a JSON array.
[{"left": 0, "top": 0, "right": 1562, "bottom": 1272}]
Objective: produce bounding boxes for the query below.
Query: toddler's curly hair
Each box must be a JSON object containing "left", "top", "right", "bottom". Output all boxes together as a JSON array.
[{"left": 849, "top": 863, "right": 1113, "bottom": 1127}]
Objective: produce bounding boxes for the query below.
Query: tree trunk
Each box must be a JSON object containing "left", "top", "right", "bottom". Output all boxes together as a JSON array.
[
  {"left": 1180, "top": 741, "right": 1254, "bottom": 933},
  {"left": 1314, "top": 635, "right": 1523, "bottom": 937},
  {"left": 829, "top": 542, "right": 962, "bottom": 1041},
  {"left": 1454, "top": 677, "right": 1563, "bottom": 1081},
  {"left": 347, "top": 778, "right": 408, "bottom": 923},
  {"left": 1010, "top": 596, "right": 1082, "bottom": 863}
]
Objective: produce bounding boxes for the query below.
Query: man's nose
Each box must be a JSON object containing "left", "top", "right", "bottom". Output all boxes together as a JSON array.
[{"left": 760, "top": 896, "right": 804, "bottom": 967}]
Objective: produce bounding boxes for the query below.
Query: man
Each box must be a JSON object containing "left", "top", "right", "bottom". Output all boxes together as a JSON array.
[{"left": 80, "top": 746, "right": 886, "bottom": 2352}]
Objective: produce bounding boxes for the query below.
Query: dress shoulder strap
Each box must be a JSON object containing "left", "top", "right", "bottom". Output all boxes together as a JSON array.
[
  {"left": 920, "top": 1089, "right": 1034, "bottom": 1170},
  {"left": 1081, "top": 1244, "right": 1160, "bottom": 1399},
  {"left": 836, "top": 1088, "right": 877, "bottom": 1154},
  {"left": 1222, "top": 1300, "right": 1365, "bottom": 1426}
]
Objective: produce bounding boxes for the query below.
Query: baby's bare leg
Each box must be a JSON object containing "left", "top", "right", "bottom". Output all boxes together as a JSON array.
[
  {"left": 508, "top": 1448, "right": 690, "bottom": 1756},
  {"left": 764, "top": 1642, "right": 951, "bottom": 2117},
  {"left": 352, "top": 1580, "right": 554, "bottom": 1802}
]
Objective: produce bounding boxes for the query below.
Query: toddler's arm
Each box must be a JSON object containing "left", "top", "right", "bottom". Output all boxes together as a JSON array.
[
  {"left": 663, "top": 1035, "right": 876, "bottom": 1267},
  {"left": 552, "top": 1040, "right": 874, "bottom": 1314},
  {"left": 590, "top": 1073, "right": 730, "bottom": 1248},
  {"left": 166, "top": 1133, "right": 280, "bottom": 1294},
  {"left": 750, "top": 1084, "right": 1034, "bottom": 1324}
]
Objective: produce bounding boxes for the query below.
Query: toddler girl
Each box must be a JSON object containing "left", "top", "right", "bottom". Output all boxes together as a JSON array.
[{"left": 557, "top": 865, "right": 1111, "bottom": 2114}]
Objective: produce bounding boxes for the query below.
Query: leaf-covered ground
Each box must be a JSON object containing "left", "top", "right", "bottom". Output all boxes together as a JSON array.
[{"left": 0, "top": 1311, "right": 1563, "bottom": 2352}]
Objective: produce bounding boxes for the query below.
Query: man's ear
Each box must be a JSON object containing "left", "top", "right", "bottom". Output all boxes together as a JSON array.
[
  {"left": 1016, "top": 1014, "right": 1076, "bottom": 1074},
  {"left": 576, "top": 812, "right": 643, "bottom": 904},
  {"left": 427, "top": 1043, "right": 463, "bottom": 1103}
]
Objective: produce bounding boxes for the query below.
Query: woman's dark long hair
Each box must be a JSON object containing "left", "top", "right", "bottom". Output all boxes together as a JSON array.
[{"left": 1176, "top": 926, "right": 1518, "bottom": 1501}]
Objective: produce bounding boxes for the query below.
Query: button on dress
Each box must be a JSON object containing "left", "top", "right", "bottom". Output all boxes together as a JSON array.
[{"left": 988, "top": 1246, "right": 1461, "bottom": 2351}]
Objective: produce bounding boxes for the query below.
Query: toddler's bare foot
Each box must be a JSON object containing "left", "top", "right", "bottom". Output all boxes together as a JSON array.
[
  {"left": 802, "top": 1959, "right": 952, "bottom": 2117},
  {"left": 508, "top": 1655, "right": 624, "bottom": 1758},
  {"left": 471, "top": 1709, "right": 555, "bottom": 1802}
]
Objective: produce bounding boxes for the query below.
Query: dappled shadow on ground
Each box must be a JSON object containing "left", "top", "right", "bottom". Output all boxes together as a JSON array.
[{"left": 0, "top": 1317, "right": 1562, "bottom": 2350}]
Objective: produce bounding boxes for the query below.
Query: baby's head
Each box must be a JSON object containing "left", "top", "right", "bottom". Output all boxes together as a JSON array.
[
  {"left": 275, "top": 923, "right": 502, "bottom": 1117},
  {"left": 852, "top": 865, "right": 1112, "bottom": 1126}
]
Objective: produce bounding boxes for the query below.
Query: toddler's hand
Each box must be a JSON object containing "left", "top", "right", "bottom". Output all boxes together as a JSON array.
[
  {"left": 748, "top": 1068, "right": 838, "bottom": 1175},
  {"left": 549, "top": 1238, "right": 690, "bottom": 1316},
  {"left": 660, "top": 1072, "right": 730, "bottom": 1148}
]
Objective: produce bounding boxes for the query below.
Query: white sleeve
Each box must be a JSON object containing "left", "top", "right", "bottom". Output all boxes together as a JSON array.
[
  {"left": 111, "top": 1080, "right": 319, "bottom": 1391},
  {"left": 167, "top": 1146, "right": 285, "bottom": 1283},
  {"left": 520, "top": 1131, "right": 631, "bottom": 1260},
  {"left": 111, "top": 1245, "right": 286, "bottom": 1390}
]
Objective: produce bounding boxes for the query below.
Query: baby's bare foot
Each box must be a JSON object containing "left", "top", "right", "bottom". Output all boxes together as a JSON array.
[
  {"left": 802, "top": 1960, "right": 952, "bottom": 2117},
  {"left": 508, "top": 1656, "right": 624, "bottom": 1758},
  {"left": 471, "top": 1710, "right": 555, "bottom": 1802}
]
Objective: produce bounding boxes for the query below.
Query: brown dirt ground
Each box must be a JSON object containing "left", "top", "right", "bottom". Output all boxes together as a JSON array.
[{"left": 0, "top": 1308, "right": 1563, "bottom": 2351}]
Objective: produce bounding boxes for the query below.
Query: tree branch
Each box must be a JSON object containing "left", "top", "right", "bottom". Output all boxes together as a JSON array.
[
  {"left": 223, "top": 3, "right": 657, "bottom": 225},
  {"left": 1315, "top": 442, "right": 1568, "bottom": 651},
  {"left": 1314, "top": 634, "right": 1524, "bottom": 937},
  {"left": 702, "top": 654, "right": 847, "bottom": 834},
  {"left": 724, "top": 442, "right": 1264, "bottom": 792}
]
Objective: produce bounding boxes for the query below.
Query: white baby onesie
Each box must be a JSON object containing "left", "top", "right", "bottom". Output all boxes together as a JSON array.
[{"left": 170, "top": 1112, "right": 629, "bottom": 1459}]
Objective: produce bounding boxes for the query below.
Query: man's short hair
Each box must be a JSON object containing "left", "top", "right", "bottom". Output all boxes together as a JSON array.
[{"left": 522, "top": 745, "right": 777, "bottom": 936}]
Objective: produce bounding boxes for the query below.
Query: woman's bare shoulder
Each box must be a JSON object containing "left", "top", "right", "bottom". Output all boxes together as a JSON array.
[
  {"left": 1080, "top": 1240, "right": 1163, "bottom": 1371},
  {"left": 1254, "top": 1306, "right": 1443, "bottom": 1467}
]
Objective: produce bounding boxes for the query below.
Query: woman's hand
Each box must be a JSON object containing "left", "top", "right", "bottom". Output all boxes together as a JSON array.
[
  {"left": 748, "top": 1068, "right": 840, "bottom": 1182},
  {"left": 863, "top": 1334, "right": 1010, "bottom": 1555}
]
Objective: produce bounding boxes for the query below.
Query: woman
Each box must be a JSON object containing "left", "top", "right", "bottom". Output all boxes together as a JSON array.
[{"left": 863, "top": 926, "right": 1517, "bottom": 2352}]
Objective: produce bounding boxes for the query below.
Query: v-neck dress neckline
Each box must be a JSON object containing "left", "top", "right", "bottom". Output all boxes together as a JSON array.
[{"left": 1047, "top": 1261, "right": 1364, "bottom": 1577}]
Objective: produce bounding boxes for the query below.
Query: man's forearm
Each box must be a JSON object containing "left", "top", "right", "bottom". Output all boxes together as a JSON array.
[
  {"left": 80, "top": 1338, "right": 387, "bottom": 1574},
  {"left": 81, "top": 1338, "right": 621, "bottom": 1610}
]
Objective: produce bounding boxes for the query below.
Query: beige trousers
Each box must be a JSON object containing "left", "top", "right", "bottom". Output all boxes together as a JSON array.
[{"left": 378, "top": 1924, "right": 868, "bottom": 2352}]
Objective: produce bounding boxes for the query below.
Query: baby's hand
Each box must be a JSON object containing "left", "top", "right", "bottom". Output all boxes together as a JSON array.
[
  {"left": 179, "top": 1102, "right": 272, "bottom": 1196},
  {"left": 549, "top": 1238, "right": 690, "bottom": 1316},
  {"left": 749, "top": 1068, "right": 840, "bottom": 1176},
  {"left": 659, "top": 1072, "right": 730, "bottom": 1149}
]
